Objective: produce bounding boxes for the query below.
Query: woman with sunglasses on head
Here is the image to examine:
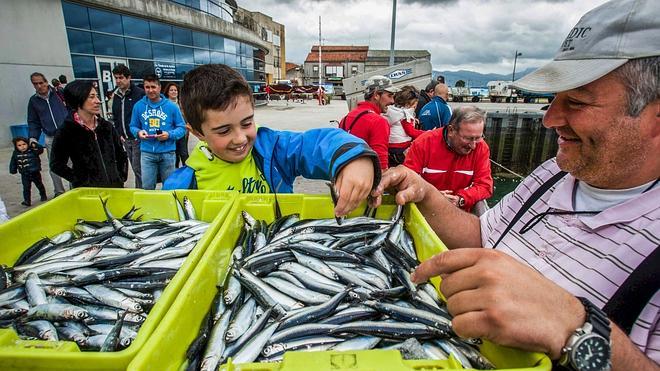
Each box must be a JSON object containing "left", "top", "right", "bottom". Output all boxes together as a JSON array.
[{"left": 384, "top": 85, "right": 425, "bottom": 167}]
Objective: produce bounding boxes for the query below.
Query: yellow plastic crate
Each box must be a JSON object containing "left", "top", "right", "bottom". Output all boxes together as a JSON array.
[
  {"left": 0, "top": 188, "right": 237, "bottom": 371},
  {"left": 129, "top": 194, "right": 551, "bottom": 371}
]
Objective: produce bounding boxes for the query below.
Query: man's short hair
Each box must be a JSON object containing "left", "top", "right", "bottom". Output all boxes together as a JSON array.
[
  {"left": 180, "top": 64, "right": 253, "bottom": 133},
  {"left": 143, "top": 74, "right": 160, "bottom": 84},
  {"left": 614, "top": 56, "right": 659, "bottom": 117},
  {"left": 112, "top": 64, "right": 132, "bottom": 78},
  {"left": 425, "top": 81, "right": 439, "bottom": 93},
  {"left": 58, "top": 75, "right": 68, "bottom": 84},
  {"left": 30, "top": 72, "right": 46, "bottom": 82},
  {"left": 63, "top": 80, "right": 95, "bottom": 111},
  {"left": 448, "top": 106, "right": 486, "bottom": 130}
]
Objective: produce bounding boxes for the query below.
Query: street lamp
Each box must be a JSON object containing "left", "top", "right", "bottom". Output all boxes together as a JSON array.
[{"left": 512, "top": 50, "right": 523, "bottom": 81}]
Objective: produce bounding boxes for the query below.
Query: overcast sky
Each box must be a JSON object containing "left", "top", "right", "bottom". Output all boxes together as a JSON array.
[{"left": 238, "top": 0, "right": 609, "bottom": 74}]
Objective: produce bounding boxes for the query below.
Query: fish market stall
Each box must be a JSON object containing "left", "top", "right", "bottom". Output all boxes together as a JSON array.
[
  {"left": 130, "top": 194, "right": 551, "bottom": 371},
  {"left": 0, "top": 188, "right": 236, "bottom": 371}
]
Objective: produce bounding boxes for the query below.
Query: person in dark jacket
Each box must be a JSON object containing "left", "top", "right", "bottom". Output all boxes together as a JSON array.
[
  {"left": 27, "top": 72, "right": 68, "bottom": 196},
  {"left": 9, "top": 137, "right": 47, "bottom": 206},
  {"left": 112, "top": 64, "right": 144, "bottom": 188},
  {"left": 50, "top": 80, "right": 128, "bottom": 188},
  {"left": 414, "top": 81, "right": 438, "bottom": 119}
]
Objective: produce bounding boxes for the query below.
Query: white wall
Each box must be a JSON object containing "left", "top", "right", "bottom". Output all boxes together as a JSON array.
[{"left": 0, "top": 0, "right": 73, "bottom": 147}]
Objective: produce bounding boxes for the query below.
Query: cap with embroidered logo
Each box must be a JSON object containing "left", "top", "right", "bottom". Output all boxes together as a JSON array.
[
  {"left": 513, "top": 0, "right": 659, "bottom": 93},
  {"left": 364, "top": 75, "right": 401, "bottom": 95}
]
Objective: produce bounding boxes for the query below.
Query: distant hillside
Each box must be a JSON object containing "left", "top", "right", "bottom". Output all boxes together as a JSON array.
[{"left": 432, "top": 68, "right": 537, "bottom": 88}]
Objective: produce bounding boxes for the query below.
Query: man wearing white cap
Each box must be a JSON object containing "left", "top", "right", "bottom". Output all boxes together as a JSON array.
[
  {"left": 370, "top": 0, "right": 659, "bottom": 370},
  {"left": 339, "top": 75, "right": 400, "bottom": 170}
]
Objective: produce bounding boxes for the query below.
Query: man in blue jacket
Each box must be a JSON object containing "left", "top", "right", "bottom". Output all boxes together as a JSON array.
[
  {"left": 129, "top": 74, "right": 185, "bottom": 190},
  {"left": 27, "top": 72, "right": 68, "bottom": 197},
  {"left": 419, "top": 83, "right": 452, "bottom": 130},
  {"left": 112, "top": 64, "right": 145, "bottom": 188}
]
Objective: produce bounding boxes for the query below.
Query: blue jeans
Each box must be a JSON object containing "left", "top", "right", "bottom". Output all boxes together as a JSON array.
[{"left": 140, "top": 151, "right": 175, "bottom": 190}]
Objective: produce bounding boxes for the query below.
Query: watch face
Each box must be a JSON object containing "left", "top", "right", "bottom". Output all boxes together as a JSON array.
[{"left": 572, "top": 334, "right": 611, "bottom": 371}]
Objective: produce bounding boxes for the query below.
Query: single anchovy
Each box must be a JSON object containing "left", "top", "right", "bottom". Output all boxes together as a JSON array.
[
  {"left": 231, "top": 321, "right": 280, "bottom": 364},
  {"left": 329, "top": 336, "right": 381, "bottom": 351}
]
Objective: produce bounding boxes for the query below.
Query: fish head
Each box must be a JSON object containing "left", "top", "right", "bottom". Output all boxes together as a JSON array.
[{"left": 262, "top": 344, "right": 285, "bottom": 357}]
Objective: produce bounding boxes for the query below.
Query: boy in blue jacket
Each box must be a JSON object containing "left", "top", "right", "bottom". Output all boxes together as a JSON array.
[
  {"left": 129, "top": 74, "right": 186, "bottom": 190},
  {"left": 164, "top": 64, "right": 379, "bottom": 216}
]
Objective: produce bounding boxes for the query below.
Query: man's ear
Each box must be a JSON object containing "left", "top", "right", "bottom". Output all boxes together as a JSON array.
[{"left": 187, "top": 123, "right": 205, "bottom": 141}]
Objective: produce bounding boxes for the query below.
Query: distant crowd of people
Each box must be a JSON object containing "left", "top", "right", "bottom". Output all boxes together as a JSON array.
[{"left": 339, "top": 75, "right": 492, "bottom": 211}]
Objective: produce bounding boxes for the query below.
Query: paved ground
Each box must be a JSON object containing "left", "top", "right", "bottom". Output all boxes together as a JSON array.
[{"left": 0, "top": 98, "right": 546, "bottom": 219}]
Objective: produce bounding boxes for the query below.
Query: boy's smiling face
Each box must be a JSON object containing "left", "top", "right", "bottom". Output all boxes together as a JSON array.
[{"left": 190, "top": 95, "right": 256, "bottom": 163}]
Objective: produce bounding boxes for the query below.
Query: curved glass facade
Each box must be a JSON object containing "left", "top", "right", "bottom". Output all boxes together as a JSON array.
[{"left": 62, "top": 1, "right": 266, "bottom": 92}]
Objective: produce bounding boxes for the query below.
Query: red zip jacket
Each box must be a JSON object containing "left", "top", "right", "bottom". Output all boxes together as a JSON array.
[
  {"left": 404, "top": 128, "right": 493, "bottom": 211},
  {"left": 340, "top": 101, "right": 390, "bottom": 169}
]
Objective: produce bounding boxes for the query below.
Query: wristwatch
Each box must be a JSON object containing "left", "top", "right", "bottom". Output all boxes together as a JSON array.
[
  {"left": 559, "top": 297, "right": 612, "bottom": 371},
  {"left": 457, "top": 196, "right": 465, "bottom": 208}
]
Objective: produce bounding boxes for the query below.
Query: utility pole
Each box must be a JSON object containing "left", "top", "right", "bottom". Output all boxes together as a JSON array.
[
  {"left": 389, "top": 0, "right": 397, "bottom": 66},
  {"left": 318, "top": 16, "right": 322, "bottom": 87}
]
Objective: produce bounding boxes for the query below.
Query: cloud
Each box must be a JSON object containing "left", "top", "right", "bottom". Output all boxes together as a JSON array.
[{"left": 238, "top": 0, "right": 609, "bottom": 74}]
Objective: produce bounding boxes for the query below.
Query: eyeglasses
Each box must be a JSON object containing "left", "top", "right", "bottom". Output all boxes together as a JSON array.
[{"left": 457, "top": 133, "right": 485, "bottom": 143}]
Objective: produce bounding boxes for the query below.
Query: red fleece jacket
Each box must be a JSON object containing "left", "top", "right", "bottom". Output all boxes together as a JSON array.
[
  {"left": 340, "top": 101, "right": 390, "bottom": 169},
  {"left": 404, "top": 128, "right": 493, "bottom": 211}
]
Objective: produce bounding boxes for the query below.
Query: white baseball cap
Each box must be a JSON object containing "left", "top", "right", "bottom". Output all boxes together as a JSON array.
[{"left": 513, "top": 0, "right": 660, "bottom": 93}]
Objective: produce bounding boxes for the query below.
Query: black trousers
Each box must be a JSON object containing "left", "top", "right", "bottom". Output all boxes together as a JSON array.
[
  {"left": 175, "top": 133, "right": 189, "bottom": 168},
  {"left": 21, "top": 171, "right": 46, "bottom": 202}
]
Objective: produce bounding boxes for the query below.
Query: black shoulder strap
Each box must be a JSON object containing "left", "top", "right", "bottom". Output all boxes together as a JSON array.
[
  {"left": 492, "top": 171, "right": 567, "bottom": 249},
  {"left": 603, "top": 246, "right": 659, "bottom": 334},
  {"left": 340, "top": 110, "right": 371, "bottom": 133}
]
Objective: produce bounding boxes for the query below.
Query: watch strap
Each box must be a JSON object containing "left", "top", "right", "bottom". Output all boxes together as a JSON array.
[{"left": 577, "top": 296, "right": 611, "bottom": 340}]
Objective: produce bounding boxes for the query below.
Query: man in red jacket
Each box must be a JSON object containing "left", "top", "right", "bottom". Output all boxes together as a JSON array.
[
  {"left": 340, "top": 75, "right": 400, "bottom": 170},
  {"left": 404, "top": 106, "right": 493, "bottom": 211}
]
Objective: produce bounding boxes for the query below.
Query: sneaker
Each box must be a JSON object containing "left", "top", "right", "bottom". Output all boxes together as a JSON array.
[
  {"left": 21, "top": 201, "right": 31, "bottom": 207},
  {"left": 40, "top": 195, "right": 48, "bottom": 201}
]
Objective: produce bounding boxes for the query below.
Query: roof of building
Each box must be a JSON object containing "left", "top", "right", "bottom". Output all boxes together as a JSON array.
[
  {"left": 286, "top": 62, "right": 300, "bottom": 71},
  {"left": 366, "top": 49, "right": 431, "bottom": 58},
  {"left": 304, "top": 45, "right": 369, "bottom": 63}
]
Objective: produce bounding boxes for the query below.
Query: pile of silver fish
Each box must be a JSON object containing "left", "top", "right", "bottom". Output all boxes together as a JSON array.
[
  {"left": 186, "top": 206, "right": 495, "bottom": 370},
  {"left": 0, "top": 193, "right": 208, "bottom": 351}
]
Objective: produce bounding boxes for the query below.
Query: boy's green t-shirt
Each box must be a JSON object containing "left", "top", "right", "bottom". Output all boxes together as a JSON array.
[{"left": 187, "top": 141, "right": 271, "bottom": 193}]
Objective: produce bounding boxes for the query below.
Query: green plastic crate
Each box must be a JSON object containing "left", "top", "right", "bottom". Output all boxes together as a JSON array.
[
  {"left": 129, "top": 194, "right": 551, "bottom": 371},
  {"left": 0, "top": 188, "right": 237, "bottom": 371}
]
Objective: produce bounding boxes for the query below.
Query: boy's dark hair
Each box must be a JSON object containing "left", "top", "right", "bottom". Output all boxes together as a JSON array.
[
  {"left": 58, "top": 75, "right": 68, "bottom": 84},
  {"left": 112, "top": 64, "right": 131, "bottom": 78},
  {"left": 143, "top": 74, "right": 160, "bottom": 84},
  {"left": 180, "top": 64, "right": 253, "bottom": 133},
  {"left": 63, "top": 80, "right": 95, "bottom": 110},
  {"left": 12, "top": 136, "right": 28, "bottom": 147}
]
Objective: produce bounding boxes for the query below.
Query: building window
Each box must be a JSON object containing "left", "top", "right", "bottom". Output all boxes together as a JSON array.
[
  {"left": 62, "top": 2, "right": 90, "bottom": 29},
  {"left": 313, "top": 65, "right": 319, "bottom": 73},
  {"left": 152, "top": 42, "right": 175, "bottom": 62},
  {"left": 174, "top": 46, "right": 194, "bottom": 64},
  {"left": 66, "top": 29, "right": 93, "bottom": 54},
  {"left": 149, "top": 21, "right": 172, "bottom": 43},
  {"left": 127, "top": 59, "right": 155, "bottom": 79},
  {"left": 71, "top": 55, "right": 96, "bottom": 78},
  {"left": 210, "top": 35, "right": 224, "bottom": 51},
  {"left": 125, "top": 39, "right": 152, "bottom": 59},
  {"left": 173, "top": 27, "right": 193, "bottom": 45},
  {"left": 192, "top": 31, "right": 209, "bottom": 49},
  {"left": 89, "top": 8, "right": 122, "bottom": 34},
  {"left": 325, "top": 66, "right": 344, "bottom": 78},
  {"left": 122, "top": 15, "right": 150, "bottom": 39},
  {"left": 194, "top": 49, "right": 210, "bottom": 64},
  {"left": 210, "top": 51, "right": 225, "bottom": 64},
  {"left": 92, "top": 33, "right": 126, "bottom": 56}
]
